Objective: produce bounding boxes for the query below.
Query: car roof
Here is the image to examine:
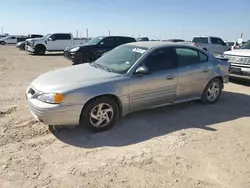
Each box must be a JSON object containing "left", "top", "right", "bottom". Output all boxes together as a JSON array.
[
  {"left": 124, "top": 41, "right": 195, "bottom": 49},
  {"left": 97, "top": 36, "right": 135, "bottom": 39}
]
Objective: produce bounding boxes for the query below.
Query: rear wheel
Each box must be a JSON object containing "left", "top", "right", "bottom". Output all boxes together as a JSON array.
[
  {"left": 201, "top": 78, "right": 222, "bottom": 104},
  {"left": 0, "top": 41, "right": 6, "bottom": 45},
  {"left": 80, "top": 97, "right": 119, "bottom": 132},
  {"left": 34, "top": 45, "right": 46, "bottom": 55}
]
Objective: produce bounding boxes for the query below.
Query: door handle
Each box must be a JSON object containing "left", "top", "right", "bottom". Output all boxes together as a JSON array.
[
  {"left": 203, "top": 68, "right": 209, "bottom": 72},
  {"left": 166, "top": 75, "right": 174, "bottom": 80}
]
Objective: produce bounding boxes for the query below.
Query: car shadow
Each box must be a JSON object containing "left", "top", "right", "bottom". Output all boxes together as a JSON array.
[
  {"left": 43, "top": 53, "right": 64, "bottom": 56},
  {"left": 51, "top": 91, "right": 250, "bottom": 148},
  {"left": 230, "top": 78, "right": 250, "bottom": 86}
]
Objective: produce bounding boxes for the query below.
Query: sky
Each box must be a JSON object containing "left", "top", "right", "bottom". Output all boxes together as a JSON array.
[{"left": 0, "top": 0, "right": 249, "bottom": 41}]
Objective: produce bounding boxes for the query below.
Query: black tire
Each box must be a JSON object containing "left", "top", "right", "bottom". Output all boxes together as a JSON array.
[
  {"left": 34, "top": 45, "right": 46, "bottom": 55},
  {"left": 80, "top": 97, "right": 119, "bottom": 132},
  {"left": 0, "top": 41, "right": 6, "bottom": 45},
  {"left": 82, "top": 53, "right": 94, "bottom": 64},
  {"left": 22, "top": 44, "right": 26, "bottom": 50},
  {"left": 201, "top": 78, "right": 222, "bottom": 104}
]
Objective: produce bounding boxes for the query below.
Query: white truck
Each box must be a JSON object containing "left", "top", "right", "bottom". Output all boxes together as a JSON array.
[
  {"left": 0, "top": 35, "right": 18, "bottom": 45},
  {"left": 25, "top": 33, "right": 86, "bottom": 55},
  {"left": 192, "top": 36, "right": 231, "bottom": 55},
  {"left": 223, "top": 40, "right": 250, "bottom": 81}
]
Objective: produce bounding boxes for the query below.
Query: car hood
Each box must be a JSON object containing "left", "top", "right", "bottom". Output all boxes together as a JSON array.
[
  {"left": 27, "top": 38, "right": 43, "bottom": 42},
  {"left": 224, "top": 49, "right": 250, "bottom": 56},
  {"left": 65, "top": 43, "right": 95, "bottom": 51},
  {"left": 31, "top": 63, "right": 121, "bottom": 93}
]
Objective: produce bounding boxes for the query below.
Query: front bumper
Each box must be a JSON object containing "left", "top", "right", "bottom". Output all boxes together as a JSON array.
[
  {"left": 27, "top": 98, "right": 83, "bottom": 126},
  {"left": 64, "top": 51, "right": 83, "bottom": 64},
  {"left": 26, "top": 45, "right": 35, "bottom": 53},
  {"left": 230, "top": 65, "right": 250, "bottom": 81}
]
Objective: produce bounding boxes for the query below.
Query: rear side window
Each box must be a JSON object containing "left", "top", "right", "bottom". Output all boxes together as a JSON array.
[
  {"left": 175, "top": 48, "right": 208, "bottom": 67},
  {"left": 116, "top": 37, "right": 135, "bottom": 46},
  {"left": 99, "top": 37, "right": 115, "bottom": 47},
  {"left": 211, "top": 37, "right": 225, "bottom": 45},
  {"left": 192, "top": 37, "right": 208, "bottom": 44},
  {"left": 55, "top": 34, "right": 71, "bottom": 40},
  {"left": 11, "top": 37, "right": 16, "bottom": 39}
]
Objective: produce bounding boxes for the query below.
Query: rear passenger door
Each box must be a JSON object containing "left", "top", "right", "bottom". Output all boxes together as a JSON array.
[
  {"left": 175, "top": 47, "right": 212, "bottom": 101},
  {"left": 96, "top": 37, "right": 116, "bottom": 58},
  {"left": 55, "top": 34, "right": 72, "bottom": 50},
  {"left": 115, "top": 37, "right": 135, "bottom": 47}
]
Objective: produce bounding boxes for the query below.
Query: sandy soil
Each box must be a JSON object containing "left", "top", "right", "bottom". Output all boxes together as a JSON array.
[{"left": 0, "top": 46, "right": 250, "bottom": 188}]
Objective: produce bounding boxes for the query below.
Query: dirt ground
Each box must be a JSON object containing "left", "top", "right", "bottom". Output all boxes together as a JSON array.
[{"left": 0, "top": 46, "right": 250, "bottom": 188}]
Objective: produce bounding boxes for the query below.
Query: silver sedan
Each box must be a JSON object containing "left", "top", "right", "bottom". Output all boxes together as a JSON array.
[{"left": 26, "top": 42, "right": 230, "bottom": 132}]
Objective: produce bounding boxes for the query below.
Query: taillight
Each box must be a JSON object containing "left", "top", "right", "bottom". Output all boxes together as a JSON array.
[{"left": 194, "top": 43, "right": 199, "bottom": 47}]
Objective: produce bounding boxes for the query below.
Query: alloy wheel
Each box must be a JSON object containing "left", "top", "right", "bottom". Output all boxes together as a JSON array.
[
  {"left": 207, "top": 82, "right": 220, "bottom": 101},
  {"left": 89, "top": 103, "right": 114, "bottom": 128}
]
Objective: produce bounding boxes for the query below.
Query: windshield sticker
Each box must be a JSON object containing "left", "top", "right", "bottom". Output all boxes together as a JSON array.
[{"left": 132, "top": 48, "right": 146, "bottom": 54}]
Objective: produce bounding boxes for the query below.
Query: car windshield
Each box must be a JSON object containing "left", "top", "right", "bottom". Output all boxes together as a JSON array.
[
  {"left": 86, "top": 37, "right": 103, "bottom": 45},
  {"left": 240, "top": 40, "right": 250, "bottom": 49},
  {"left": 94, "top": 45, "right": 148, "bottom": 74},
  {"left": 42, "top": 34, "right": 51, "bottom": 39}
]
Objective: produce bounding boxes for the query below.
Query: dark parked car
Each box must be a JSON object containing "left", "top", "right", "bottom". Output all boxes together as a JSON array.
[
  {"left": 165, "top": 39, "right": 185, "bottom": 42},
  {"left": 136, "top": 37, "right": 150, "bottom": 41},
  {"left": 16, "top": 34, "right": 43, "bottom": 50},
  {"left": 64, "top": 36, "right": 136, "bottom": 65}
]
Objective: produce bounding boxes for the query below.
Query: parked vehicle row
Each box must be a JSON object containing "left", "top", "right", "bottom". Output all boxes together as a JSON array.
[
  {"left": 26, "top": 41, "right": 230, "bottom": 132},
  {"left": 16, "top": 34, "right": 44, "bottom": 50}
]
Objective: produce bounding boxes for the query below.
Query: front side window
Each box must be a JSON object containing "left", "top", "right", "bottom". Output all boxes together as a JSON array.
[
  {"left": 144, "top": 47, "right": 177, "bottom": 72},
  {"left": 94, "top": 45, "right": 147, "bottom": 74},
  {"left": 175, "top": 48, "right": 207, "bottom": 67},
  {"left": 211, "top": 37, "right": 225, "bottom": 45},
  {"left": 11, "top": 37, "right": 16, "bottom": 39}
]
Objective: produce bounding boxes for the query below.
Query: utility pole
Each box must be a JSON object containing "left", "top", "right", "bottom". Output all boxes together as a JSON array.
[
  {"left": 76, "top": 30, "right": 78, "bottom": 38},
  {"left": 108, "top": 30, "right": 110, "bottom": 36},
  {"left": 86, "top": 28, "right": 88, "bottom": 39},
  {"left": 1, "top": 27, "right": 3, "bottom": 35}
]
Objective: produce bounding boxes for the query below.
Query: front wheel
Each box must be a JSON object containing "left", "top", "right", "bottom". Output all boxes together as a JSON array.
[
  {"left": 0, "top": 41, "right": 6, "bottom": 45},
  {"left": 201, "top": 78, "right": 222, "bottom": 104},
  {"left": 82, "top": 54, "right": 94, "bottom": 64},
  {"left": 80, "top": 97, "right": 119, "bottom": 132},
  {"left": 34, "top": 45, "right": 46, "bottom": 55}
]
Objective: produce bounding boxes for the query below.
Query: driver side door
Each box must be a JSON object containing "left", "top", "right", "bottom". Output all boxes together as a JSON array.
[{"left": 129, "top": 47, "right": 178, "bottom": 112}]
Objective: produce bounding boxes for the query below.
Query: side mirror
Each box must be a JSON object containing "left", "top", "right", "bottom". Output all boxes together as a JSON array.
[
  {"left": 135, "top": 66, "right": 150, "bottom": 75},
  {"left": 48, "top": 38, "right": 53, "bottom": 41}
]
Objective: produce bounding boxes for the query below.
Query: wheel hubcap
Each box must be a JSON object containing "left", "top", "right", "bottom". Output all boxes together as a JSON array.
[
  {"left": 207, "top": 83, "right": 220, "bottom": 101},
  {"left": 90, "top": 103, "right": 114, "bottom": 128}
]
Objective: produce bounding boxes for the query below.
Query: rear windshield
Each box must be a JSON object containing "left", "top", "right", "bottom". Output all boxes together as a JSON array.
[
  {"left": 192, "top": 37, "right": 208, "bottom": 44},
  {"left": 241, "top": 40, "right": 250, "bottom": 49}
]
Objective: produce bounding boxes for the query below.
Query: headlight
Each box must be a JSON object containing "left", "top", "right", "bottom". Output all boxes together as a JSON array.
[
  {"left": 70, "top": 47, "right": 80, "bottom": 52},
  {"left": 37, "top": 93, "right": 65, "bottom": 104}
]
